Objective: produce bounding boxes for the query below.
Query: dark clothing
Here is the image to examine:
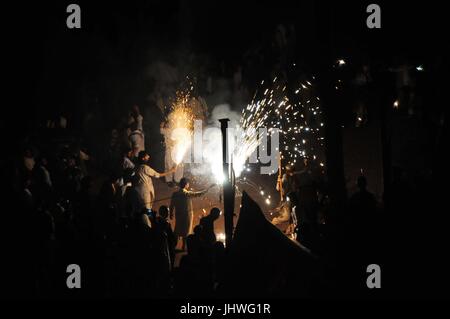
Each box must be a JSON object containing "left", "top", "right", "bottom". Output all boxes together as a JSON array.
[
  {"left": 200, "top": 215, "right": 217, "bottom": 245},
  {"left": 155, "top": 217, "right": 176, "bottom": 267},
  {"left": 349, "top": 189, "right": 377, "bottom": 224}
]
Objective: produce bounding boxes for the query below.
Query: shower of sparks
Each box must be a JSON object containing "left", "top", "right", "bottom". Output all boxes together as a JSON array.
[
  {"left": 167, "top": 90, "right": 194, "bottom": 164},
  {"left": 165, "top": 83, "right": 206, "bottom": 165},
  {"left": 233, "top": 76, "right": 325, "bottom": 178}
]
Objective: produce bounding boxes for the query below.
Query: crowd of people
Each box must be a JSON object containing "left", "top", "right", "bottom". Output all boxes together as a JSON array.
[{"left": 4, "top": 103, "right": 226, "bottom": 298}]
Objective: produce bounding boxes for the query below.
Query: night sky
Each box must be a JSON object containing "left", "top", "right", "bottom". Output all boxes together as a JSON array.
[{"left": 6, "top": 1, "right": 447, "bottom": 115}]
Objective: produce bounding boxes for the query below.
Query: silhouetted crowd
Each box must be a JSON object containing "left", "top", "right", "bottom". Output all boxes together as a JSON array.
[
  {"left": 3, "top": 133, "right": 231, "bottom": 299},
  {"left": 3, "top": 129, "right": 390, "bottom": 300}
]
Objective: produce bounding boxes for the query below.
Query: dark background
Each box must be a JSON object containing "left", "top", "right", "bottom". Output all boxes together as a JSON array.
[{"left": 4, "top": 0, "right": 447, "bottom": 127}]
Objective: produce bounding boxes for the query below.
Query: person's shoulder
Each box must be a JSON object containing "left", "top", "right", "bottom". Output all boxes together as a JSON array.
[
  {"left": 172, "top": 189, "right": 183, "bottom": 196},
  {"left": 142, "top": 164, "right": 155, "bottom": 173}
]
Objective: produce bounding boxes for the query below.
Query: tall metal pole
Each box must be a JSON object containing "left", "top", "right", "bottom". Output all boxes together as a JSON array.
[{"left": 219, "top": 118, "right": 234, "bottom": 248}]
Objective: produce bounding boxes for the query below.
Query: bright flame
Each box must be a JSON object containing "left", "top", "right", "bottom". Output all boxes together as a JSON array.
[
  {"left": 393, "top": 100, "right": 399, "bottom": 109},
  {"left": 166, "top": 90, "right": 197, "bottom": 165},
  {"left": 216, "top": 232, "right": 226, "bottom": 244}
]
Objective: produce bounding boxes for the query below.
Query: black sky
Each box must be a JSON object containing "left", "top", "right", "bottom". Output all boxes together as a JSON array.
[{"left": 3, "top": 0, "right": 447, "bottom": 128}]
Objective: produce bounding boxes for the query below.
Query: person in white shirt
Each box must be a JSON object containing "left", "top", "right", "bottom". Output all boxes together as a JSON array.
[
  {"left": 134, "top": 151, "right": 176, "bottom": 211},
  {"left": 122, "top": 147, "right": 135, "bottom": 171}
]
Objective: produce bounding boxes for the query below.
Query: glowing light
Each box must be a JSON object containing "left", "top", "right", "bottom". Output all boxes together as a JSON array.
[
  {"left": 216, "top": 232, "right": 226, "bottom": 243},
  {"left": 393, "top": 100, "right": 399, "bottom": 109},
  {"left": 230, "top": 75, "right": 325, "bottom": 181},
  {"left": 166, "top": 90, "right": 196, "bottom": 165}
]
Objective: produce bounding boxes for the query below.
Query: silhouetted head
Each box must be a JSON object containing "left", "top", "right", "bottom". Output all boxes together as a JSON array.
[
  {"left": 111, "top": 129, "right": 119, "bottom": 138},
  {"left": 123, "top": 147, "right": 133, "bottom": 158},
  {"left": 179, "top": 178, "right": 189, "bottom": 189},
  {"left": 24, "top": 148, "right": 34, "bottom": 158},
  {"left": 158, "top": 205, "right": 169, "bottom": 219},
  {"left": 138, "top": 151, "right": 150, "bottom": 164},
  {"left": 357, "top": 175, "right": 367, "bottom": 190},
  {"left": 67, "top": 157, "right": 77, "bottom": 167},
  {"left": 23, "top": 178, "right": 32, "bottom": 189},
  {"left": 37, "top": 157, "right": 48, "bottom": 167},
  {"left": 80, "top": 176, "right": 93, "bottom": 192},
  {"left": 131, "top": 105, "right": 140, "bottom": 117},
  {"left": 210, "top": 207, "right": 221, "bottom": 220}
]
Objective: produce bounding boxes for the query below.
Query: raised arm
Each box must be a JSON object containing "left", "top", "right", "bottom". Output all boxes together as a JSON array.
[
  {"left": 186, "top": 184, "right": 216, "bottom": 198},
  {"left": 157, "top": 165, "right": 178, "bottom": 177},
  {"left": 158, "top": 169, "right": 175, "bottom": 177}
]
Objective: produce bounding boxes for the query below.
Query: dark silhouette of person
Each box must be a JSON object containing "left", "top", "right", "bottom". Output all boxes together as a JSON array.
[
  {"left": 175, "top": 234, "right": 202, "bottom": 297},
  {"left": 200, "top": 207, "right": 221, "bottom": 246},
  {"left": 156, "top": 205, "right": 176, "bottom": 269},
  {"left": 349, "top": 175, "right": 377, "bottom": 225}
]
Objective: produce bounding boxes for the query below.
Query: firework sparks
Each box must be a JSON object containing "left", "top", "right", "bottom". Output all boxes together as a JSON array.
[
  {"left": 232, "top": 76, "right": 325, "bottom": 178},
  {"left": 165, "top": 84, "right": 206, "bottom": 165}
]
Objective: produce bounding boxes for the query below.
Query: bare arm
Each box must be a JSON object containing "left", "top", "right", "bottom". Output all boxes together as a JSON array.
[
  {"left": 186, "top": 184, "right": 216, "bottom": 198},
  {"left": 149, "top": 166, "right": 177, "bottom": 177}
]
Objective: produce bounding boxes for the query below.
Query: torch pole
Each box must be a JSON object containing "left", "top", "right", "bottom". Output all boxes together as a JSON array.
[{"left": 219, "top": 118, "right": 234, "bottom": 249}]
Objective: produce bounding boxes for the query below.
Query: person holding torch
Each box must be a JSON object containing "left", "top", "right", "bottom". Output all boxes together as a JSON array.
[
  {"left": 134, "top": 151, "right": 177, "bottom": 212},
  {"left": 170, "top": 178, "right": 216, "bottom": 251}
]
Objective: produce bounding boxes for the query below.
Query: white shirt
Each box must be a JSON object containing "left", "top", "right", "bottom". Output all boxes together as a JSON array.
[
  {"left": 135, "top": 164, "right": 160, "bottom": 194},
  {"left": 123, "top": 157, "right": 135, "bottom": 170}
]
